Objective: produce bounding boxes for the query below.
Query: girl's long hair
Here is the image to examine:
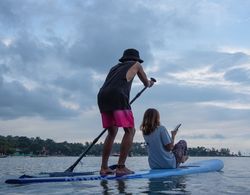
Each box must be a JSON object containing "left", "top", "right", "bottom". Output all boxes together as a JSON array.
[{"left": 140, "top": 108, "right": 160, "bottom": 135}]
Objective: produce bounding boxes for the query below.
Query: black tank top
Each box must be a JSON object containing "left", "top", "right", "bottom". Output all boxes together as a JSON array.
[{"left": 97, "top": 61, "right": 135, "bottom": 112}]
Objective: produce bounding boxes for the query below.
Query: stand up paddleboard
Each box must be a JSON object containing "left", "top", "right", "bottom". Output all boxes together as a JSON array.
[{"left": 5, "top": 159, "right": 223, "bottom": 184}]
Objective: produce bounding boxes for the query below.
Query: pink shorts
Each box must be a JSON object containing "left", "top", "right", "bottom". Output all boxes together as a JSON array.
[{"left": 101, "top": 110, "right": 134, "bottom": 128}]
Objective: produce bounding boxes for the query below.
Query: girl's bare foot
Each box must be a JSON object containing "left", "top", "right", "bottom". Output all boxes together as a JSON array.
[{"left": 181, "top": 155, "right": 189, "bottom": 163}]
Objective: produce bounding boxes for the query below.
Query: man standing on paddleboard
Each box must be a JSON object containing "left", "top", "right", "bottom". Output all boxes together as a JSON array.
[{"left": 97, "top": 48, "right": 154, "bottom": 176}]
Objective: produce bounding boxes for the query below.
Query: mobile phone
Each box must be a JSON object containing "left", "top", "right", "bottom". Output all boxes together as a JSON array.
[{"left": 173, "top": 123, "right": 181, "bottom": 131}]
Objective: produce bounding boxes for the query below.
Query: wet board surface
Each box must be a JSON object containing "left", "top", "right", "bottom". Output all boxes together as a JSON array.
[{"left": 5, "top": 159, "right": 224, "bottom": 184}]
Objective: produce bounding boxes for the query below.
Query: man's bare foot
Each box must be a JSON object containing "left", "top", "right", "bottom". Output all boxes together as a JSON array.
[
  {"left": 116, "top": 165, "right": 134, "bottom": 176},
  {"left": 100, "top": 167, "right": 115, "bottom": 176}
]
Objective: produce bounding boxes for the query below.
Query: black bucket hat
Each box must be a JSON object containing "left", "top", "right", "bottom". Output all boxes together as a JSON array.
[{"left": 119, "top": 48, "right": 144, "bottom": 63}]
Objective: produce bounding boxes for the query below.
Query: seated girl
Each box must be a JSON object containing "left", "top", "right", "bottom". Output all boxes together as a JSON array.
[{"left": 140, "top": 108, "right": 188, "bottom": 169}]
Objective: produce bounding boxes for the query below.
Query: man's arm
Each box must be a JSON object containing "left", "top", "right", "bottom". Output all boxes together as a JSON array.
[
  {"left": 137, "top": 63, "right": 151, "bottom": 87},
  {"left": 126, "top": 62, "right": 154, "bottom": 87}
]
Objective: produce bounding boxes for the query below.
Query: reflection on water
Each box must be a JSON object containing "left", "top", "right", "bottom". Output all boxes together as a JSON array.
[
  {"left": 100, "top": 180, "right": 109, "bottom": 194},
  {"left": 116, "top": 180, "right": 129, "bottom": 194},
  {"left": 147, "top": 176, "right": 190, "bottom": 194},
  {"left": 100, "top": 176, "right": 190, "bottom": 195},
  {"left": 101, "top": 179, "right": 133, "bottom": 195}
]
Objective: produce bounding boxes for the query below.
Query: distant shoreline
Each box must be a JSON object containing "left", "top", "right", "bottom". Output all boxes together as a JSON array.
[{"left": 1, "top": 135, "right": 247, "bottom": 157}]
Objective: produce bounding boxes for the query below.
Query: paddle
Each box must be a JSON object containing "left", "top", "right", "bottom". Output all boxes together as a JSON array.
[
  {"left": 40, "top": 164, "right": 118, "bottom": 177},
  {"left": 41, "top": 164, "right": 119, "bottom": 177},
  {"left": 64, "top": 77, "right": 156, "bottom": 173}
]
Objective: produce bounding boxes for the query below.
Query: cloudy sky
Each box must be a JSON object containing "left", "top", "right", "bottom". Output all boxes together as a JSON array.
[{"left": 1, "top": 0, "right": 250, "bottom": 154}]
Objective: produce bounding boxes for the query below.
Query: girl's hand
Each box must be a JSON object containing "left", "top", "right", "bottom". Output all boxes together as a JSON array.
[
  {"left": 171, "top": 123, "right": 181, "bottom": 137},
  {"left": 171, "top": 130, "right": 178, "bottom": 138}
]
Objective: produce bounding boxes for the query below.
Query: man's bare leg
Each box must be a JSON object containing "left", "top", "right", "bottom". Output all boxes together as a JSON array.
[
  {"left": 100, "top": 126, "right": 118, "bottom": 175},
  {"left": 116, "top": 127, "right": 135, "bottom": 176}
]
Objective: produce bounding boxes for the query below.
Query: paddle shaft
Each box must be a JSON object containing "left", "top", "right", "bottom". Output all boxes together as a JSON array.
[{"left": 65, "top": 78, "right": 156, "bottom": 172}]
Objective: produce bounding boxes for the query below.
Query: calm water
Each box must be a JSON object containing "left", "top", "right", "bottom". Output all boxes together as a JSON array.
[{"left": 0, "top": 156, "right": 250, "bottom": 194}]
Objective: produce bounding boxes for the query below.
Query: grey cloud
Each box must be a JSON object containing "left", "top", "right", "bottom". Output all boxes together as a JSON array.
[
  {"left": 176, "top": 51, "right": 249, "bottom": 71},
  {"left": 0, "top": 79, "right": 79, "bottom": 120},
  {"left": 183, "top": 134, "right": 207, "bottom": 139},
  {"left": 0, "top": 0, "right": 206, "bottom": 73},
  {"left": 211, "top": 52, "right": 249, "bottom": 72},
  {"left": 224, "top": 68, "right": 250, "bottom": 83},
  {"left": 0, "top": 64, "right": 9, "bottom": 74},
  {"left": 0, "top": 1, "right": 155, "bottom": 72},
  {"left": 1, "top": 0, "right": 250, "bottom": 123},
  {"left": 0, "top": 28, "right": 94, "bottom": 120},
  {"left": 52, "top": 70, "right": 98, "bottom": 105},
  {"left": 183, "top": 134, "right": 226, "bottom": 140},
  {"left": 0, "top": 33, "right": 63, "bottom": 79},
  {"left": 239, "top": 133, "right": 250, "bottom": 140},
  {"left": 152, "top": 50, "right": 250, "bottom": 81},
  {"left": 196, "top": 106, "right": 250, "bottom": 121},
  {"left": 211, "top": 134, "right": 226, "bottom": 139},
  {"left": 0, "top": 1, "right": 66, "bottom": 30},
  {"left": 53, "top": 73, "right": 90, "bottom": 93},
  {"left": 66, "top": 1, "right": 156, "bottom": 71},
  {"left": 145, "top": 83, "right": 236, "bottom": 104},
  {"left": 0, "top": 0, "right": 19, "bottom": 28}
]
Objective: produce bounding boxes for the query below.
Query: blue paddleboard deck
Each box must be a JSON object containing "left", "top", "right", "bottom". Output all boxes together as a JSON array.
[{"left": 5, "top": 159, "right": 224, "bottom": 184}]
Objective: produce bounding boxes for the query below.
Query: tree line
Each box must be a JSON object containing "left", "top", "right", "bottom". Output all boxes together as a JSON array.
[{"left": 0, "top": 135, "right": 240, "bottom": 157}]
